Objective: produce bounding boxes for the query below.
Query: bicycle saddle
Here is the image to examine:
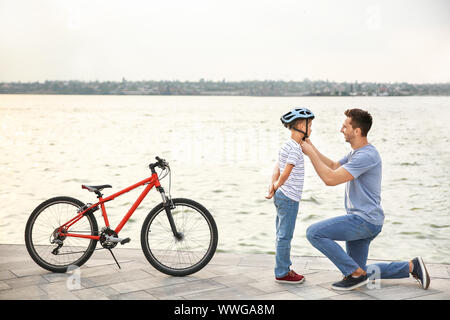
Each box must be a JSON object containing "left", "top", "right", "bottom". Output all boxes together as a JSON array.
[{"left": 81, "top": 184, "right": 112, "bottom": 192}]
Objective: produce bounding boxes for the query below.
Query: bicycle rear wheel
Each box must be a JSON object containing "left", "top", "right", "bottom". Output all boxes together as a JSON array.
[
  {"left": 140, "top": 198, "right": 218, "bottom": 276},
  {"left": 25, "top": 196, "right": 98, "bottom": 273}
]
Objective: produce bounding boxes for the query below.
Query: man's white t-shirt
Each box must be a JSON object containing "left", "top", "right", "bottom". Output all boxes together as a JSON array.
[{"left": 278, "top": 138, "right": 305, "bottom": 202}]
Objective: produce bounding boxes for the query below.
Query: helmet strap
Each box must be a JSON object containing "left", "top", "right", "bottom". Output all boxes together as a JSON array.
[{"left": 291, "top": 119, "right": 309, "bottom": 140}]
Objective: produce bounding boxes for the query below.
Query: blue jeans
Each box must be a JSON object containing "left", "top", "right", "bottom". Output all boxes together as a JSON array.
[
  {"left": 274, "top": 189, "right": 299, "bottom": 278},
  {"left": 306, "top": 214, "right": 410, "bottom": 279}
]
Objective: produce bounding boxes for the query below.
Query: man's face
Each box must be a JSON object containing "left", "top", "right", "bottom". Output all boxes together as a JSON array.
[{"left": 340, "top": 117, "right": 355, "bottom": 142}]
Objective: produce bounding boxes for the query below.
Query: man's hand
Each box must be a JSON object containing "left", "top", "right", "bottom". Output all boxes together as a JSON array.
[{"left": 300, "top": 139, "right": 314, "bottom": 156}]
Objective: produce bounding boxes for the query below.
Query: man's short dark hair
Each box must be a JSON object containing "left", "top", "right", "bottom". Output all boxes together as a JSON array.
[{"left": 344, "top": 108, "right": 372, "bottom": 137}]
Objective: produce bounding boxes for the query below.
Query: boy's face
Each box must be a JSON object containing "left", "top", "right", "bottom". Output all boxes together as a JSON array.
[{"left": 294, "top": 119, "right": 313, "bottom": 137}]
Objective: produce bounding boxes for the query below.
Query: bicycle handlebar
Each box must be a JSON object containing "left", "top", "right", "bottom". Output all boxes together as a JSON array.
[{"left": 149, "top": 156, "right": 169, "bottom": 171}]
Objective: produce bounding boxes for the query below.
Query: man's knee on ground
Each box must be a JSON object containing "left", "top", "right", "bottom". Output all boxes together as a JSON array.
[{"left": 306, "top": 224, "right": 319, "bottom": 243}]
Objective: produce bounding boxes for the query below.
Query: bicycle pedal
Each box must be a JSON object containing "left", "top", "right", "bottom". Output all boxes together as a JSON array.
[{"left": 120, "top": 237, "right": 131, "bottom": 245}]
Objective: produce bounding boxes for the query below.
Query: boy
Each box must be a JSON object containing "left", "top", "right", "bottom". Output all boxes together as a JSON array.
[{"left": 266, "top": 107, "right": 315, "bottom": 283}]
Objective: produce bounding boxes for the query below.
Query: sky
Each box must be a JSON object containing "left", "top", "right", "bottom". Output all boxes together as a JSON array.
[{"left": 1, "top": 0, "right": 449, "bottom": 83}]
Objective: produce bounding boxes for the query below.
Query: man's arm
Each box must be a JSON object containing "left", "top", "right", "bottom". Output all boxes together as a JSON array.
[
  {"left": 305, "top": 139, "right": 341, "bottom": 170},
  {"left": 301, "top": 141, "right": 353, "bottom": 186}
]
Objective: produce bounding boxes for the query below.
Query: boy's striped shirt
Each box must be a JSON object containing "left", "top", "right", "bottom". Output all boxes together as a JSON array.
[{"left": 278, "top": 138, "right": 304, "bottom": 202}]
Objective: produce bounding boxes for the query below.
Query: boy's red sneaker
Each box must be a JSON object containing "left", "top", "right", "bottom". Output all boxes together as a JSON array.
[{"left": 275, "top": 270, "right": 305, "bottom": 284}]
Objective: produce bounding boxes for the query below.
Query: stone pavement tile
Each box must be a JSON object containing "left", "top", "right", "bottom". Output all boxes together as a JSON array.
[
  {"left": 407, "top": 291, "right": 450, "bottom": 300},
  {"left": 238, "top": 254, "right": 275, "bottom": 267},
  {"left": 0, "top": 255, "right": 29, "bottom": 263},
  {"left": 39, "top": 281, "right": 80, "bottom": 300},
  {"left": 427, "top": 264, "right": 450, "bottom": 279},
  {"left": 290, "top": 256, "right": 312, "bottom": 269},
  {"left": 80, "top": 268, "right": 154, "bottom": 289},
  {"left": 327, "top": 291, "right": 376, "bottom": 300},
  {"left": 0, "top": 285, "right": 47, "bottom": 300},
  {"left": 102, "top": 248, "right": 144, "bottom": 260},
  {"left": 110, "top": 290, "right": 158, "bottom": 300},
  {"left": 0, "top": 261, "right": 32, "bottom": 272},
  {"left": 249, "top": 279, "right": 311, "bottom": 294},
  {"left": 72, "top": 285, "right": 120, "bottom": 300},
  {"left": 372, "top": 277, "right": 419, "bottom": 289},
  {"left": 209, "top": 252, "right": 242, "bottom": 266},
  {"left": 210, "top": 274, "right": 257, "bottom": 287},
  {"left": 298, "top": 270, "right": 343, "bottom": 286},
  {"left": 286, "top": 284, "right": 339, "bottom": 300},
  {"left": 208, "top": 265, "right": 267, "bottom": 277},
  {"left": 42, "top": 272, "right": 72, "bottom": 283},
  {"left": 109, "top": 275, "right": 188, "bottom": 294},
  {"left": 76, "top": 264, "right": 119, "bottom": 278},
  {"left": 114, "top": 259, "right": 154, "bottom": 271},
  {"left": 84, "top": 258, "right": 133, "bottom": 268},
  {"left": 407, "top": 277, "right": 450, "bottom": 299},
  {"left": 181, "top": 268, "right": 219, "bottom": 281},
  {"left": 183, "top": 284, "right": 266, "bottom": 300},
  {"left": 316, "top": 277, "right": 402, "bottom": 293},
  {"left": 359, "top": 283, "right": 440, "bottom": 300},
  {"left": 236, "top": 267, "right": 274, "bottom": 281},
  {"left": 426, "top": 278, "right": 450, "bottom": 291},
  {"left": 0, "top": 270, "right": 17, "bottom": 281},
  {"left": 146, "top": 279, "right": 226, "bottom": 299},
  {"left": 9, "top": 266, "right": 51, "bottom": 278},
  {"left": 4, "top": 274, "right": 49, "bottom": 289},
  {"left": 0, "top": 281, "right": 11, "bottom": 290},
  {"left": 303, "top": 256, "right": 339, "bottom": 272}
]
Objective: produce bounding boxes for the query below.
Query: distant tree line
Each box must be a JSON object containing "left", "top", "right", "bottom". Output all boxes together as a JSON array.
[{"left": 1, "top": 79, "right": 449, "bottom": 96}]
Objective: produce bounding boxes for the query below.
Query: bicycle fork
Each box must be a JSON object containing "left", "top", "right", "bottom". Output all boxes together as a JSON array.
[{"left": 158, "top": 187, "right": 183, "bottom": 241}]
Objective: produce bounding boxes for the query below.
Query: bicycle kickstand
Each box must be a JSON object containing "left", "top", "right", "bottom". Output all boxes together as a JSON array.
[{"left": 107, "top": 248, "right": 121, "bottom": 269}]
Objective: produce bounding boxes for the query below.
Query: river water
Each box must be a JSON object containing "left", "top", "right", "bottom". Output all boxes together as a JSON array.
[{"left": 1, "top": 94, "right": 449, "bottom": 264}]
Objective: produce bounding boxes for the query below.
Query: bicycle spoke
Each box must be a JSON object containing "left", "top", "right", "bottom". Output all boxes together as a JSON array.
[
  {"left": 145, "top": 202, "right": 214, "bottom": 271},
  {"left": 28, "top": 200, "right": 97, "bottom": 269}
]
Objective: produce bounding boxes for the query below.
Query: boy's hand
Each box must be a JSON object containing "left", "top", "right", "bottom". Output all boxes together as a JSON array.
[{"left": 265, "top": 183, "right": 276, "bottom": 199}]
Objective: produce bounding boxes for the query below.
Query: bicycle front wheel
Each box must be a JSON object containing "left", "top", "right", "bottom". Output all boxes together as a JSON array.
[{"left": 140, "top": 198, "right": 218, "bottom": 276}]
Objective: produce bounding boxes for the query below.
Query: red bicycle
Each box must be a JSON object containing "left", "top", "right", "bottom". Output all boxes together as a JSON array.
[{"left": 24, "top": 157, "right": 218, "bottom": 276}]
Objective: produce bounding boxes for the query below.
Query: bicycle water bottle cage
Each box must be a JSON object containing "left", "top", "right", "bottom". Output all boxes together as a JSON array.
[{"left": 82, "top": 184, "right": 112, "bottom": 198}]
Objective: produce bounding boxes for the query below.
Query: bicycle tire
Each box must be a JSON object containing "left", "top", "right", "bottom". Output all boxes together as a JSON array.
[
  {"left": 140, "top": 198, "right": 218, "bottom": 276},
  {"left": 25, "top": 196, "right": 98, "bottom": 273}
]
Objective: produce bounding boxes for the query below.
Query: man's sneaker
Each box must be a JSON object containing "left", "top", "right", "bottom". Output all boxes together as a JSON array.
[
  {"left": 275, "top": 270, "right": 305, "bottom": 284},
  {"left": 411, "top": 256, "right": 430, "bottom": 290},
  {"left": 331, "top": 274, "right": 369, "bottom": 291}
]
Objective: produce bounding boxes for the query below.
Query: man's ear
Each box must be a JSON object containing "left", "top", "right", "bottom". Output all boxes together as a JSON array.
[{"left": 354, "top": 127, "right": 361, "bottom": 137}]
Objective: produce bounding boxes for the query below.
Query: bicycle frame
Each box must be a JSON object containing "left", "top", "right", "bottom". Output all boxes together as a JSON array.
[{"left": 59, "top": 172, "right": 162, "bottom": 240}]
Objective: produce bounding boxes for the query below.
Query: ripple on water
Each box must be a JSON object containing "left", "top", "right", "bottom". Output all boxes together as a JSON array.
[{"left": 429, "top": 224, "right": 450, "bottom": 229}]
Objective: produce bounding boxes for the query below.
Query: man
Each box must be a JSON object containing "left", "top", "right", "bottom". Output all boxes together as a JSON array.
[{"left": 299, "top": 108, "right": 430, "bottom": 291}]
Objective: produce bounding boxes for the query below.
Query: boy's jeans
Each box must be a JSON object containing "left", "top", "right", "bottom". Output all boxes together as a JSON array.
[
  {"left": 306, "top": 214, "right": 410, "bottom": 279},
  {"left": 274, "top": 189, "right": 299, "bottom": 278}
]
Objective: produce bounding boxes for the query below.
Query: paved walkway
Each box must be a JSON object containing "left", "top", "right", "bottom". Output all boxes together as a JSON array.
[{"left": 0, "top": 244, "right": 449, "bottom": 300}]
